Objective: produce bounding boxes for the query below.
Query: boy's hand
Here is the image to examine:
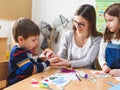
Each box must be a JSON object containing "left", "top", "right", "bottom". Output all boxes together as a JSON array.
[
  {"left": 48, "top": 56, "right": 59, "bottom": 64},
  {"left": 102, "top": 64, "right": 111, "bottom": 73},
  {"left": 40, "top": 48, "right": 54, "bottom": 60}
]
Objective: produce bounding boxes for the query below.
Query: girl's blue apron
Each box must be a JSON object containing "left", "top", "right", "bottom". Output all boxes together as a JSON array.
[{"left": 105, "top": 42, "right": 120, "bottom": 69}]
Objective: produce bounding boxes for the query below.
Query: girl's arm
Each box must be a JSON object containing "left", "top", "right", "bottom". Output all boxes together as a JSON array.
[{"left": 98, "top": 38, "right": 108, "bottom": 68}]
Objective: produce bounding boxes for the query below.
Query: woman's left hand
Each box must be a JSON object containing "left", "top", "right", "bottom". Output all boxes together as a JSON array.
[{"left": 50, "top": 58, "right": 71, "bottom": 67}]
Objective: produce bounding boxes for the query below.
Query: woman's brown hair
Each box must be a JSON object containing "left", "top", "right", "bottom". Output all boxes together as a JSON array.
[{"left": 73, "top": 4, "right": 102, "bottom": 37}]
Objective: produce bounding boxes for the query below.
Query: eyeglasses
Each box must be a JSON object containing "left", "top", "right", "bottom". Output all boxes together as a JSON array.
[{"left": 73, "top": 20, "right": 88, "bottom": 28}]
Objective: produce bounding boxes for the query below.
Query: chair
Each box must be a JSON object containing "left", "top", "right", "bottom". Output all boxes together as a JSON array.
[
  {"left": 0, "top": 61, "right": 9, "bottom": 90},
  {"left": 94, "top": 58, "right": 102, "bottom": 70}
]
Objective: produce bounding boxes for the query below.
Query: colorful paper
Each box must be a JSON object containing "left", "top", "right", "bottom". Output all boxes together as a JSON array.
[{"left": 41, "top": 73, "right": 72, "bottom": 87}]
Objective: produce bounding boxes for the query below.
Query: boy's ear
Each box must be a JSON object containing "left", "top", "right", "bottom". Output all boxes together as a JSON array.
[{"left": 18, "top": 36, "right": 24, "bottom": 43}]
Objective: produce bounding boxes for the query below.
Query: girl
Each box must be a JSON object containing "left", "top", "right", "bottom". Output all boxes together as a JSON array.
[{"left": 98, "top": 3, "right": 120, "bottom": 77}]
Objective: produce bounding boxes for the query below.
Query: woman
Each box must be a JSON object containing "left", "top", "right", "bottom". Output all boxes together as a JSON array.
[{"left": 51, "top": 4, "right": 102, "bottom": 68}]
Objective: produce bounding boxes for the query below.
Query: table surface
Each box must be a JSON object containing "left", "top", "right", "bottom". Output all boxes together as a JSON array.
[{"left": 3, "top": 67, "right": 119, "bottom": 90}]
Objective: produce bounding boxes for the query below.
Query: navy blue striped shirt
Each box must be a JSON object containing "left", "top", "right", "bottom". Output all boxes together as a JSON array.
[{"left": 7, "top": 45, "right": 50, "bottom": 86}]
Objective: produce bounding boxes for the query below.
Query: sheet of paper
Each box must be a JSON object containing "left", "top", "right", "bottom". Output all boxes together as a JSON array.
[
  {"left": 90, "top": 70, "right": 111, "bottom": 78},
  {"left": 115, "top": 77, "right": 120, "bottom": 81},
  {"left": 109, "top": 84, "right": 120, "bottom": 90},
  {"left": 41, "top": 73, "right": 76, "bottom": 87}
]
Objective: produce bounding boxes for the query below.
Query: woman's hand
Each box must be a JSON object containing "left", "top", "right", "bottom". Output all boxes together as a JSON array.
[
  {"left": 51, "top": 58, "right": 71, "bottom": 67},
  {"left": 48, "top": 56, "right": 59, "bottom": 63},
  {"left": 109, "top": 69, "right": 120, "bottom": 77},
  {"left": 102, "top": 64, "right": 111, "bottom": 73}
]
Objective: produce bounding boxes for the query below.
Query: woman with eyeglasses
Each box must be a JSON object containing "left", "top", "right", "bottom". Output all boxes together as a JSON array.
[{"left": 51, "top": 4, "right": 102, "bottom": 68}]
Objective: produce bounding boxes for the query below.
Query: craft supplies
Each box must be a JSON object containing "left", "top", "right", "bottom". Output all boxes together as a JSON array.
[
  {"left": 77, "top": 70, "right": 89, "bottom": 78},
  {"left": 31, "top": 78, "right": 39, "bottom": 87},
  {"left": 30, "top": 78, "right": 54, "bottom": 90},
  {"left": 76, "top": 70, "right": 96, "bottom": 82},
  {"left": 75, "top": 73, "right": 81, "bottom": 81},
  {"left": 90, "top": 70, "right": 111, "bottom": 78},
  {"left": 60, "top": 68, "right": 76, "bottom": 73},
  {"left": 88, "top": 75, "right": 96, "bottom": 82},
  {"left": 41, "top": 73, "right": 72, "bottom": 87},
  {"left": 84, "top": 74, "right": 89, "bottom": 78},
  {"left": 107, "top": 82, "right": 116, "bottom": 86},
  {"left": 39, "top": 83, "right": 49, "bottom": 88}
]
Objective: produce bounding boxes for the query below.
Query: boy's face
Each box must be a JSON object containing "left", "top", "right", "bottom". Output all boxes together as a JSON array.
[{"left": 18, "top": 36, "right": 39, "bottom": 51}]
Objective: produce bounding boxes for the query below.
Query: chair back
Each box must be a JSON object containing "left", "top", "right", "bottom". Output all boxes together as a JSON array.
[{"left": 0, "top": 61, "right": 9, "bottom": 89}]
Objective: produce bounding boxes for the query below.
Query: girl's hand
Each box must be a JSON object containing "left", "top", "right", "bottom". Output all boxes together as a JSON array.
[
  {"left": 102, "top": 64, "right": 111, "bottom": 73},
  {"left": 109, "top": 69, "right": 120, "bottom": 77}
]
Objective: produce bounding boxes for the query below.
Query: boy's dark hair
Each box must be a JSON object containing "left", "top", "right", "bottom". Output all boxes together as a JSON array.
[
  {"left": 12, "top": 18, "right": 40, "bottom": 42},
  {"left": 73, "top": 4, "right": 102, "bottom": 37},
  {"left": 104, "top": 3, "right": 120, "bottom": 42}
]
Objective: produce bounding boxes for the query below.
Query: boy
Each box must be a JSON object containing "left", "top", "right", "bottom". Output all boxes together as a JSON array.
[{"left": 7, "top": 18, "right": 58, "bottom": 86}]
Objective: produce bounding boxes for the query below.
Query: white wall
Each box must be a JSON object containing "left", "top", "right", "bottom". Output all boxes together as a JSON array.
[
  {"left": 32, "top": 0, "right": 96, "bottom": 53},
  {"left": 0, "top": 20, "right": 12, "bottom": 38},
  {"left": 0, "top": 20, "right": 13, "bottom": 50},
  {"left": 0, "top": 0, "right": 96, "bottom": 53},
  {"left": 32, "top": 0, "right": 96, "bottom": 24}
]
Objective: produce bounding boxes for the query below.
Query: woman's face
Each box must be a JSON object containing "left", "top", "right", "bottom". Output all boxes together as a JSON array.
[
  {"left": 105, "top": 13, "right": 120, "bottom": 33},
  {"left": 73, "top": 15, "right": 89, "bottom": 33}
]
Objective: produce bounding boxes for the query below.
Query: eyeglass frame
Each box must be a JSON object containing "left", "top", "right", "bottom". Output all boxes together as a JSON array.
[{"left": 72, "top": 20, "right": 89, "bottom": 28}]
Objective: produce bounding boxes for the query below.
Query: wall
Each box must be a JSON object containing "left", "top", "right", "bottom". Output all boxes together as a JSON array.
[
  {"left": 32, "top": 0, "right": 96, "bottom": 53},
  {"left": 32, "top": 0, "right": 96, "bottom": 24},
  {"left": 0, "top": 0, "right": 32, "bottom": 50},
  {"left": 0, "top": 0, "right": 32, "bottom": 20},
  {"left": 0, "top": 20, "right": 14, "bottom": 51}
]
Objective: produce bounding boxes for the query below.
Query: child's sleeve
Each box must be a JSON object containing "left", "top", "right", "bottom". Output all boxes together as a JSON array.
[{"left": 35, "top": 59, "right": 50, "bottom": 72}]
